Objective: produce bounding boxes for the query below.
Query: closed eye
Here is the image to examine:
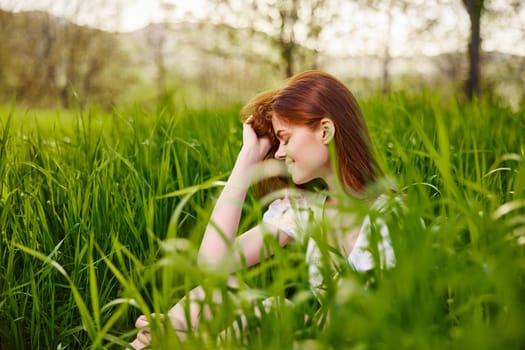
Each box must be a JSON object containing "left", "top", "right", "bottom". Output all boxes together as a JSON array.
[{"left": 276, "top": 130, "right": 289, "bottom": 143}]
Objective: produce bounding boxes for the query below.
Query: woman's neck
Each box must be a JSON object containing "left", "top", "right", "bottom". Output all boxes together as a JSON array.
[
  {"left": 321, "top": 171, "right": 356, "bottom": 205},
  {"left": 321, "top": 171, "right": 339, "bottom": 199}
]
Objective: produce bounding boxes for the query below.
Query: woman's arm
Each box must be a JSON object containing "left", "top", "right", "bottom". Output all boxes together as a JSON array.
[
  {"left": 197, "top": 122, "right": 272, "bottom": 266},
  {"left": 231, "top": 224, "right": 292, "bottom": 270}
]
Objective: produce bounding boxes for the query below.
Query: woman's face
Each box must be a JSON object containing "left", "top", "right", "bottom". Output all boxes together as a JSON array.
[{"left": 271, "top": 116, "right": 331, "bottom": 184}]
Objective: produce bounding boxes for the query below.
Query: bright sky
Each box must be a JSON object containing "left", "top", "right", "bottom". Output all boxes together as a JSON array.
[
  {"left": 118, "top": 0, "right": 209, "bottom": 31},
  {"left": 0, "top": 0, "right": 523, "bottom": 56},
  {"left": 0, "top": 0, "right": 209, "bottom": 31}
]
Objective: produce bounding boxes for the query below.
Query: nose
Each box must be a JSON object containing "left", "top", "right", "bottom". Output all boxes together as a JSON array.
[{"left": 274, "top": 143, "right": 286, "bottom": 160}]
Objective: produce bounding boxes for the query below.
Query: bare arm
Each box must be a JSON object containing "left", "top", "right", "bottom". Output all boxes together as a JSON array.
[
  {"left": 231, "top": 224, "right": 293, "bottom": 270},
  {"left": 197, "top": 122, "right": 272, "bottom": 266}
]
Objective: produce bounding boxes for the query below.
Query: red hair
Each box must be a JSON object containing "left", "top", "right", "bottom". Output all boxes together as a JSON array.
[{"left": 241, "top": 70, "right": 384, "bottom": 196}]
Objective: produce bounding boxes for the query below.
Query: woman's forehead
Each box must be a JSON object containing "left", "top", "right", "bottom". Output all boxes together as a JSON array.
[
  {"left": 271, "top": 115, "right": 289, "bottom": 130},
  {"left": 271, "top": 111, "right": 292, "bottom": 125}
]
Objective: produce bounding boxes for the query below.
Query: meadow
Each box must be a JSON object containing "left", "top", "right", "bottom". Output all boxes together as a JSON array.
[{"left": 0, "top": 90, "right": 524, "bottom": 349}]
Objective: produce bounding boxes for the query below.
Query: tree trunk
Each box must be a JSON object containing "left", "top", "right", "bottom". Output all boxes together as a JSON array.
[
  {"left": 462, "top": 0, "right": 483, "bottom": 100},
  {"left": 281, "top": 41, "right": 295, "bottom": 77},
  {"left": 382, "top": 46, "right": 391, "bottom": 96},
  {"left": 278, "top": 0, "right": 298, "bottom": 77}
]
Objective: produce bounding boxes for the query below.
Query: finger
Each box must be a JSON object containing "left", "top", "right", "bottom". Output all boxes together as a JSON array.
[
  {"left": 136, "top": 329, "right": 152, "bottom": 345},
  {"left": 135, "top": 313, "right": 167, "bottom": 329},
  {"left": 135, "top": 315, "right": 149, "bottom": 328},
  {"left": 256, "top": 136, "right": 272, "bottom": 157},
  {"left": 242, "top": 123, "right": 258, "bottom": 141},
  {"left": 129, "top": 337, "right": 148, "bottom": 350},
  {"left": 259, "top": 136, "right": 271, "bottom": 149},
  {"left": 243, "top": 122, "right": 255, "bottom": 132}
]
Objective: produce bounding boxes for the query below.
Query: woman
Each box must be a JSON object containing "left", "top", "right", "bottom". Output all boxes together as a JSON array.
[{"left": 130, "top": 70, "right": 396, "bottom": 348}]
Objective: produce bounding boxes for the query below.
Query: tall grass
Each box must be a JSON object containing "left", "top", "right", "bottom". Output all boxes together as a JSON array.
[{"left": 0, "top": 91, "right": 524, "bottom": 349}]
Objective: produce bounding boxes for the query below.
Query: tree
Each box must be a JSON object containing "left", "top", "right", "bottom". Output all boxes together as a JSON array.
[
  {"left": 460, "top": 0, "right": 524, "bottom": 101},
  {"left": 145, "top": 1, "right": 177, "bottom": 101},
  {"left": 0, "top": 4, "right": 133, "bottom": 108},
  {"left": 59, "top": 23, "right": 131, "bottom": 108},
  {"left": 357, "top": 0, "right": 404, "bottom": 95},
  {"left": 461, "top": 0, "right": 484, "bottom": 100},
  {"left": 210, "top": 0, "right": 338, "bottom": 77},
  {"left": 350, "top": 0, "right": 445, "bottom": 95},
  {"left": 0, "top": 10, "right": 16, "bottom": 101}
]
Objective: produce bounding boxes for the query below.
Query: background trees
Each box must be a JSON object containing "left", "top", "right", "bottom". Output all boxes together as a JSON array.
[
  {"left": 0, "top": 3, "right": 132, "bottom": 108},
  {"left": 210, "top": 0, "right": 338, "bottom": 77},
  {"left": 0, "top": 0, "right": 523, "bottom": 108}
]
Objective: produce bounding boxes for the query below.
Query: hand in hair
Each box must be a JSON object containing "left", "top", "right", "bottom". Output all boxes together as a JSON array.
[{"left": 239, "top": 120, "right": 273, "bottom": 166}]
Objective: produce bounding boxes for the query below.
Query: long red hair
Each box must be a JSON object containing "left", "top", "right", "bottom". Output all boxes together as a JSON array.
[{"left": 241, "top": 70, "right": 384, "bottom": 196}]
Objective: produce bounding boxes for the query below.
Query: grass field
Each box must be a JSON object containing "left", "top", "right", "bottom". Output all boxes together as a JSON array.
[{"left": 1, "top": 91, "right": 524, "bottom": 349}]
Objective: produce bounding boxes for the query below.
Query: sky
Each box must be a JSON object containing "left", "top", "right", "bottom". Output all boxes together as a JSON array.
[
  {"left": 113, "top": 0, "right": 210, "bottom": 31},
  {"left": 1, "top": 0, "right": 523, "bottom": 57}
]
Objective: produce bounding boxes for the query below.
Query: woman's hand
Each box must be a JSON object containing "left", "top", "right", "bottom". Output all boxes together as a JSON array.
[
  {"left": 129, "top": 315, "right": 152, "bottom": 349},
  {"left": 238, "top": 120, "right": 272, "bottom": 166}
]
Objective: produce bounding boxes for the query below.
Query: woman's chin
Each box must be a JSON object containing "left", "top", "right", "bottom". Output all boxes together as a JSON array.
[{"left": 291, "top": 174, "right": 312, "bottom": 185}]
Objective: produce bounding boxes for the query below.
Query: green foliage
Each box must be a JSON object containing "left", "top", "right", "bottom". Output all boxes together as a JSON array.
[
  {"left": 0, "top": 9, "right": 133, "bottom": 109},
  {"left": 0, "top": 92, "right": 524, "bottom": 349}
]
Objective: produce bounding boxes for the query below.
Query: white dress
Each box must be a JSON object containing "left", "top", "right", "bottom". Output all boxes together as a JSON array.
[{"left": 262, "top": 191, "right": 396, "bottom": 297}]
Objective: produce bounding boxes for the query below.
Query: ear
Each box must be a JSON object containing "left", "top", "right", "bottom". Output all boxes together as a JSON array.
[{"left": 319, "top": 118, "right": 335, "bottom": 144}]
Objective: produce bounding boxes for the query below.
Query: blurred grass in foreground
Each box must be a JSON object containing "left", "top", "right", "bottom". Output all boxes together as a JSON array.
[{"left": 0, "top": 91, "right": 524, "bottom": 349}]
